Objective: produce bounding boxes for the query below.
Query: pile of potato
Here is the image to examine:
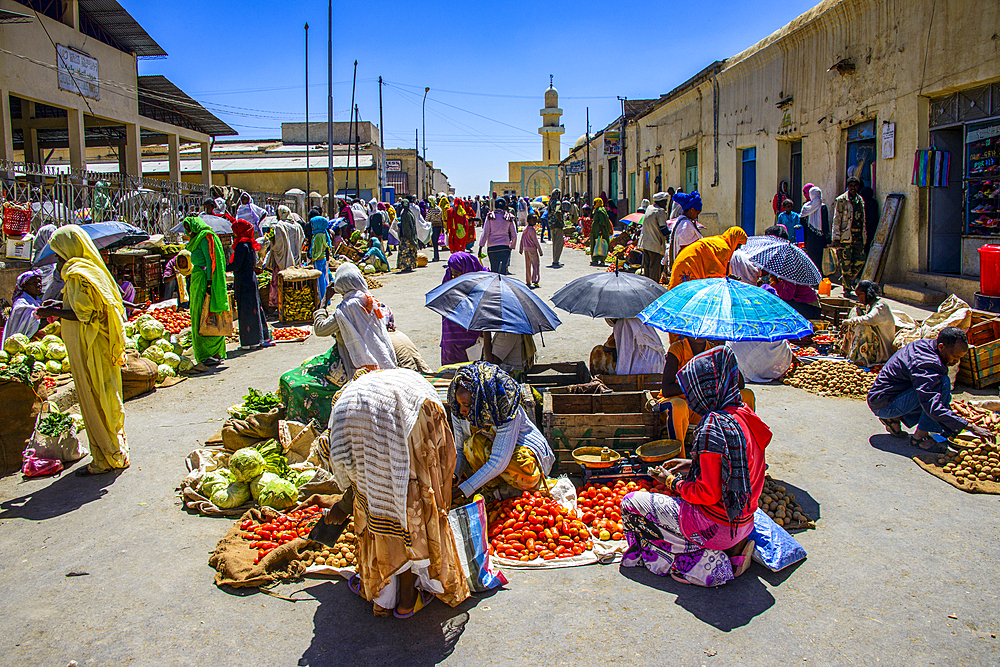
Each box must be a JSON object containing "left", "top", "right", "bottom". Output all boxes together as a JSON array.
[
  {"left": 304, "top": 518, "right": 357, "bottom": 568},
  {"left": 758, "top": 477, "right": 815, "bottom": 529},
  {"left": 937, "top": 440, "right": 1000, "bottom": 485},
  {"left": 783, "top": 360, "right": 876, "bottom": 399},
  {"left": 366, "top": 276, "right": 383, "bottom": 290}
]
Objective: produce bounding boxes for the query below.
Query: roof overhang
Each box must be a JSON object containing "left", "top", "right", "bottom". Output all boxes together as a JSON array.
[
  {"left": 137, "top": 76, "right": 236, "bottom": 137},
  {"left": 78, "top": 0, "right": 166, "bottom": 57}
]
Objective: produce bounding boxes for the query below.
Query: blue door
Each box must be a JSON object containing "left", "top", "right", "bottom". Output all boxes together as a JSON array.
[{"left": 741, "top": 147, "right": 757, "bottom": 236}]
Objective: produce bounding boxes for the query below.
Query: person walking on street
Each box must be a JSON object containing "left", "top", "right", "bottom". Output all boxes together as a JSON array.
[
  {"left": 397, "top": 201, "right": 418, "bottom": 273},
  {"left": 519, "top": 212, "right": 542, "bottom": 287},
  {"left": 547, "top": 188, "right": 565, "bottom": 268},
  {"left": 640, "top": 192, "right": 669, "bottom": 281},
  {"left": 800, "top": 183, "right": 830, "bottom": 272},
  {"left": 590, "top": 197, "right": 613, "bottom": 266},
  {"left": 479, "top": 199, "right": 517, "bottom": 274},
  {"left": 426, "top": 195, "right": 444, "bottom": 262},
  {"left": 832, "top": 177, "right": 867, "bottom": 291}
]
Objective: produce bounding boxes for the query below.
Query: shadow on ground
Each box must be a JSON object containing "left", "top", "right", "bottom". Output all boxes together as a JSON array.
[
  {"left": 296, "top": 580, "right": 499, "bottom": 667},
  {"left": 0, "top": 465, "right": 122, "bottom": 520}
]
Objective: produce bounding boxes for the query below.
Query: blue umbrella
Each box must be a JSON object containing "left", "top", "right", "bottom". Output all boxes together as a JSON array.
[
  {"left": 638, "top": 277, "right": 812, "bottom": 341},
  {"left": 33, "top": 221, "right": 149, "bottom": 266},
  {"left": 425, "top": 272, "right": 562, "bottom": 335}
]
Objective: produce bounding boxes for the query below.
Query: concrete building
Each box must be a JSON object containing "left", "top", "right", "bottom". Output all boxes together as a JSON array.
[
  {"left": 565, "top": 0, "right": 1000, "bottom": 303},
  {"left": 0, "top": 0, "right": 234, "bottom": 183},
  {"left": 384, "top": 148, "right": 445, "bottom": 200},
  {"left": 490, "top": 81, "right": 564, "bottom": 198}
]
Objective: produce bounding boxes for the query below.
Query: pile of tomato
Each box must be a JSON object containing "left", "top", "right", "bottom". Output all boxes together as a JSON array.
[
  {"left": 792, "top": 346, "right": 819, "bottom": 357},
  {"left": 271, "top": 327, "right": 310, "bottom": 341},
  {"left": 577, "top": 478, "right": 670, "bottom": 540},
  {"left": 130, "top": 306, "right": 191, "bottom": 334},
  {"left": 487, "top": 491, "right": 592, "bottom": 561},
  {"left": 238, "top": 506, "right": 323, "bottom": 564}
]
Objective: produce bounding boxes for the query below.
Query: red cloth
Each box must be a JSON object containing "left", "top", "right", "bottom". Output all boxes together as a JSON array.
[
  {"left": 230, "top": 220, "right": 260, "bottom": 262},
  {"left": 677, "top": 404, "right": 771, "bottom": 529}
]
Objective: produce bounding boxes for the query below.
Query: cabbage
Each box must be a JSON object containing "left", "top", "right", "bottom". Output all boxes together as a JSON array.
[
  {"left": 41, "top": 334, "right": 62, "bottom": 347},
  {"left": 123, "top": 321, "right": 138, "bottom": 338},
  {"left": 162, "top": 352, "right": 181, "bottom": 369},
  {"left": 156, "top": 364, "right": 176, "bottom": 381},
  {"left": 60, "top": 358, "right": 71, "bottom": 373},
  {"left": 139, "top": 319, "right": 165, "bottom": 341},
  {"left": 293, "top": 468, "right": 318, "bottom": 488},
  {"left": 229, "top": 448, "right": 266, "bottom": 482},
  {"left": 363, "top": 264, "right": 376, "bottom": 274},
  {"left": 10, "top": 354, "right": 26, "bottom": 366},
  {"left": 156, "top": 338, "right": 175, "bottom": 353},
  {"left": 0, "top": 351, "right": 7, "bottom": 364},
  {"left": 250, "top": 471, "right": 280, "bottom": 502},
  {"left": 199, "top": 469, "right": 233, "bottom": 497},
  {"left": 26, "top": 341, "right": 44, "bottom": 359},
  {"left": 178, "top": 356, "right": 194, "bottom": 372},
  {"left": 45, "top": 360, "right": 62, "bottom": 375},
  {"left": 45, "top": 342, "right": 67, "bottom": 360},
  {"left": 210, "top": 481, "right": 251, "bottom": 509},
  {"left": 134, "top": 314, "right": 154, "bottom": 327},
  {"left": 136, "top": 337, "right": 151, "bottom": 352},
  {"left": 256, "top": 476, "right": 298, "bottom": 510},
  {"left": 142, "top": 346, "right": 165, "bottom": 364},
  {"left": 3, "top": 334, "right": 29, "bottom": 355},
  {"left": 124, "top": 337, "right": 138, "bottom": 350}
]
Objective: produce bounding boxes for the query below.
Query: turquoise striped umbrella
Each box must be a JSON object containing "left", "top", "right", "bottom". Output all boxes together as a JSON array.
[{"left": 638, "top": 277, "right": 813, "bottom": 341}]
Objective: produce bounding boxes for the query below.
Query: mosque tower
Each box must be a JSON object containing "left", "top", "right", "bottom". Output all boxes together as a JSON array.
[{"left": 538, "top": 75, "right": 565, "bottom": 166}]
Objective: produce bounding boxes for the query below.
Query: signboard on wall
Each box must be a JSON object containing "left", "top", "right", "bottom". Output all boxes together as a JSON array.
[
  {"left": 385, "top": 160, "right": 402, "bottom": 172},
  {"left": 567, "top": 160, "right": 585, "bottom": 174},
  {"left": 56, "top": 45, "right": 99, "bottom": 100},
  {"left": 603, "top": 131, "right": 620, "bottom": 155},
  {"left": 881, "top": 122, "right": 895, "bottom": 160}
]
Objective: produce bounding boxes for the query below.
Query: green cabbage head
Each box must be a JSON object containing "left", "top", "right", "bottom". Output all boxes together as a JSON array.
[
  {"left": 210, "top": 481, "right": 251, "bottom": 509},
  {"left": 229, "top": 448, "right": 266, "bottom": 482},
  {"left": 3, "top": 334, "right": 29, "bottom": 355},
  {"left": 256, "top": 476, "right": 298, "bottom": 510}
]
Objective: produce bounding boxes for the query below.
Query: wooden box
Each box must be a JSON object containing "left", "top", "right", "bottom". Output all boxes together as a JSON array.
[
  {"left": 957, "top": 339, "right": 1000, "bottom": 389},
  {"left": 966, "top": 311, "right": 1000, "bottom": 346},
  {"left": 524, "top": 361, "right": 591, "bottom": 390},
  {"left": 543, "top": 390, "right": 662, "bottom": 472},
  {"left": 819, "top": 297, "right": 854, "bottom": 326},
  {"left": 598, "top": 373, "right": 663, "bottom": 392}
]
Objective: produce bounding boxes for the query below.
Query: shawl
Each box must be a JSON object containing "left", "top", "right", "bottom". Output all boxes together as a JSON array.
[
  {"left": 613, "top": 318, "right": 665, "bottom": 375},
  {"left": 184, "top": 217, "right": 229, "bottom": 313},
  {"left": 236, "top": 195, "right": 266, "bottom": 231},
  {"left": 332, "top": 264, "right": 397, "bottom": 372},
  {"left": 11, "top": 268, "right": 43, "bottom": 303},
  {"left": 230, "top": 220, "right": 260, "bottom": 258},
  {"left": 448, "top": 361, "right": 521, "bottom": 430},
  {"left": 399, "top": 206, "right": 418, "bottom": 244},
  {"left": 669, "top": 227, "right": 747, "bottom": 290},
  {"left": 800, "top": 185, "right": 824, "bottom": 233},
  {"left": 729, "top": 249, "right": 761, "bottom": 285},
  {"left": 3, "top": 271, "right": 43, "bottom": 343},
  {"left": 677, "top": 346, "right": 751, "bottom": 535},
  {"left": 326, "top": 368, "right": 440, "bottom": 541},
  {"left": 443, "top": 251, "right": 484, "bottom": 283}
]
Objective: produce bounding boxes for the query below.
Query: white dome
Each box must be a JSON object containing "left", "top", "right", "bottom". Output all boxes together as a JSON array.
[
  {"left": 545, "top": 86, "right": 559, "bottom": 108},
  {"left": 573, "top": 134, "right": 591, "bottom": 149}
]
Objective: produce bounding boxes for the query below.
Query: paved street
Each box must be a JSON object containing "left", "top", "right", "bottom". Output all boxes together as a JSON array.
[{"left": 1, "top": 246, "right": 998, "bottom": 666}]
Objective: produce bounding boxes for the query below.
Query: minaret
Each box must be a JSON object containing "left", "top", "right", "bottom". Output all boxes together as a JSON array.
[{"left": 539, "top": 75, "right": 565, "bottom": 166}]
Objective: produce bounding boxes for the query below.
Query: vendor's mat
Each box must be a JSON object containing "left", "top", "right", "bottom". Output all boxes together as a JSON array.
[{"left": 913, "top": 454, "right": 1000, "bottom": 495}]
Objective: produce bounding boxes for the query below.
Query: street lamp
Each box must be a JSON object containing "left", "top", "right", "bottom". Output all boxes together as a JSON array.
[{"left": 422, "top": 87, "right": 429, "bottom": 200}]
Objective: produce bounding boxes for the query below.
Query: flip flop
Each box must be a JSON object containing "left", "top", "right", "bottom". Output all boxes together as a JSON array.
[
  {"left": 393, "top": 589, "right": 433, "bottom": 619},
  {"left": 670, "top": 573, "right": 690, "bottom": 585},
  {"left": 347, "top": 574, "right": 364, "bottom": 598},
  {"left": 879, "top": 418, "right": 906, "bottom": 438},
  {"left": 910, "top": 435, "right": 947, "bottom": 454},
  {"left": 731, "top": 539, "right": 756, "bottom": 578}
]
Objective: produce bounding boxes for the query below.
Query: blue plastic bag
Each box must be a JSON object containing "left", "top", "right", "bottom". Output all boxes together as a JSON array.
[
  {"left": 447, "top": 495, "right": 508, "bottom": 593},
  {"left": 749, "top": 508, "right": 807, "bottom": 572}
]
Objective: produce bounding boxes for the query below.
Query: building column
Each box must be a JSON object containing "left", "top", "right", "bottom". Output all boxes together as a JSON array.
[
  {"left": 61, "top": 0, "right": 80, "bottom": 29},
  {"left": 167, "top": 133, "right": 181, "bottom": 183},
  {"left": 67, "top": 107, "right": 86, "bottom": 172},
  {"left": 0, "top": 89, "right": 13, "bottom": 165},
  {"left": 200, "top": 142, "right": 212, "bottom": 187},
  {"left": 124, "top": 122, "right": 142, "bottom": 177},
  {"left": 22, "top": 100, "right": 39, "bottom": 167}
]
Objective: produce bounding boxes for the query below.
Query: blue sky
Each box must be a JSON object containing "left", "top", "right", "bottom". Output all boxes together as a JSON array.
[{"left": 130, "top": 0, "right": 818, "bottom": 195}]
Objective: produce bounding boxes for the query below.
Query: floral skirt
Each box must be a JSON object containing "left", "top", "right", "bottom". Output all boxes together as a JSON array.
[{"left": 397, "top": 240, "right": 417, "bottom": 271}]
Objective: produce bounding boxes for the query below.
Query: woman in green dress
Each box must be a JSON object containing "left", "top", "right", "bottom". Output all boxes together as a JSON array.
[
  {"left": 590, "top": 197, "right": 613, "bottom": 266},
  {"left": 183, "top": 216, "right": 230, "bottom": 366}
]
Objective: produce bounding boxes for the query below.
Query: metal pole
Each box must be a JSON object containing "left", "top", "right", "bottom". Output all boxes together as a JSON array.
[
  {"left": 326, "top": 0, "right": 333, "bottom": 214},
  {"left": 620, "top": 96, "right": 626, "bottom": 211},
  {"left": 415, "top": 129, "right": 419, "bottom": 199},
  {"left": 304, "top": 22, "right": 310, "bottom": 197},
  {"left": 354, "top": 104, "right": 360, "bottom": 199},
  {"left": 422, "top": 87, "right": 429, "bottom": 200},
  {"left": 586, "top": 107, "right": 591, "bottom": 205},
  {"left": 346, "top": 60, "right": 357, "bottom": 197},
  {"left": 378, "top": 76, "right": 384, "bottom": 197}
]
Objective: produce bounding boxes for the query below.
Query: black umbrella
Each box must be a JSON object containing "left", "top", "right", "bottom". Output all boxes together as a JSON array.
[
  {"left": 424, "top": 272, "right": 561, "bottom": 334},
  {"left": 169, "top": 214, "right": 233, "bottom": 235},
  {"left": 551, "top": 269, "right": 667, "bottom": 319}
]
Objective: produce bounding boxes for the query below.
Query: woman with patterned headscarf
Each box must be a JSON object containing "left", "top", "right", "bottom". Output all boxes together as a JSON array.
[
  {"left": 2, "top": 269, "right": 45, "bottom": 343},
  {"left": 183, "top": 216, "right": 230, "bottom": 366},
  {"left": 35, "top": 226, "right": 130, "bottom": 475},
  {"left": 621, "top": 346, "right": 770, "bottom": 586},
  {"left": 448, "top": 361, "right": 554, "bottom": 498},
  {"left": 589, "top": 197, "right": 613, "bottom": 266}
]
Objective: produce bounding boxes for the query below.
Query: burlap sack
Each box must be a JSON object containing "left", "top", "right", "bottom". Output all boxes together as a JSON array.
[
  {"left": 913, "top": 454, "right": 1000, "bottom": 495},
  {"left": 0, "top": 379, "right": 48, "bottom": 474},
  {"left": 221, "top": 408, "right": 283, "bottom": 452},
  {"left": 121, "top": 350, "right": 158, "bottom": 401}
]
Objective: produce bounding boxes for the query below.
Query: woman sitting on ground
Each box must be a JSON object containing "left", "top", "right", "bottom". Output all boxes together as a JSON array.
[
  {"left": 448, "top": 361, "right": 555, "bottom": 499},
  {"left": 2, "top": 269, "right": 45, "bottom": 343},
  {"left": 621, "top": 346, "right": 770, "bottom": 586},
  {"left": 841, "top": 280, "right": 895, "bottom": 366}
]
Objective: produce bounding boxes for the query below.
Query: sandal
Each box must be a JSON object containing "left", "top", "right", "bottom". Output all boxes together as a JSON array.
[
  {"left": 347, "top": 574, "right": 364, "bottom": 598},
  {"left": 670, "top": 573, "right": 690, "bottom": 585},
  {"left": 393, "top": 589, "right": 433, "bottom": 619},
  {"left": 730, "top": 539, "right": 756, "bottom": 578},
  {"left": 909, "top": 435, "right": 947, "bottom": 454},
  {"left": 880, "top": 418, "right": 907, "bottom": 439}
]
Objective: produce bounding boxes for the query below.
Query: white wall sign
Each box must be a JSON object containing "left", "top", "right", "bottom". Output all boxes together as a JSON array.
[
  {"left": 881, "top": 122, "right": 895, "bottom": 160},
  {"left": 385, "top": 159, "right": 402, "bottom": 172},
  {"left": 56, "top": 45, "right": 99, "bottom": 100}
]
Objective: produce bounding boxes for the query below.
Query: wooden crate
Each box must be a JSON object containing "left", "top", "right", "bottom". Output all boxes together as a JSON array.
[
  {"left": 598, "top": 373, "right": 662, "bottom": 392},
  {"left": 819, "top": 297, "right": 854, "bottom": 326},
  {"left": 524, "top": 361, "right": 591, "bottom": 390},
  {"left": 543, "top": 390, "right": 662, "bottom": 472},
  {"left": 957, "top": 339, "right": 1000, "bottom": 389},
  {"left": 278, "top": 278, "right": 319, "bottom": 323},
  {"left": 967, "top": 310, "right": 1000, "bottom": 346}
]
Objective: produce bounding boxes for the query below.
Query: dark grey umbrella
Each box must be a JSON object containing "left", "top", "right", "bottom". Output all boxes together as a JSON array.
[
  {"left": 424, "top": 272, "right": 561, "bottom": 334},
  {"left": 551, "top": 270, "right": 667, "bottom": 319},
  {"left": 169, "top": 214, "right": 233, "bottom": 235}
]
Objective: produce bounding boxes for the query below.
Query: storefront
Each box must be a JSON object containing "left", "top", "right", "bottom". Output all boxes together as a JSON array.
[{"left": 927, "top": 83, "right": 1000, "bottom": 276}]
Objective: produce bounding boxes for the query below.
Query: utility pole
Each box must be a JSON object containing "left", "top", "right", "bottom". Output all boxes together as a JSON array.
[
  {"left": 415, "top": 128, "right": 419, "bottom": 200},
  {"left": 378, "top": 76, "right": 384, "bottom": 197},
  {"left": 345, "top": 60, "right": 357, "bottom": 197},
  {"left": 585, "top": 106, "right": 591, "bottom": 206},
  {"left": 304, "top": 22, "right": 310, "bottom": 197},
  {"left": 619, "top": 96, "right": 627, "bottom": 212},
  {"left": 422, "top": 87, "right": 429, "bottom": 200},
  {"left": 354, "top": 104, "right": 360, "bottom": 199},
  {"left": 326, "top": 0, "right": 333, "bottom": 214}
]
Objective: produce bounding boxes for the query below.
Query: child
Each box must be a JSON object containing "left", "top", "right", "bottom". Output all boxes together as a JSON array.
[{"left": 519, "top": 213, "right": 542, "bottom": 287}]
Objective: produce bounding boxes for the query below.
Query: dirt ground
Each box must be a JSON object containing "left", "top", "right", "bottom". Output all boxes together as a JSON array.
[{"left": 1, "top": 244, "right": 998, "bottom": 666}]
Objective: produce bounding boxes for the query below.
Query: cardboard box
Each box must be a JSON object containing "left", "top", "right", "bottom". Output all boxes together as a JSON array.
[{"left": 5, "top": 238, "right": 31, "bottom": 260}]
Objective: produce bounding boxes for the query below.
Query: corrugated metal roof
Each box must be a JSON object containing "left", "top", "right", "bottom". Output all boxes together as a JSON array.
[
  {"left": 138, "top": 76, "right": 236, "bottom": 137},
  {"left": 76, "top": 154, "right": 374, "bottom": 174},
  {"left": 0, "top": 8, "right": 33, "bottom": 23},
  {"left": 78, "top": 0, "right": 167, "bottom": 57}
]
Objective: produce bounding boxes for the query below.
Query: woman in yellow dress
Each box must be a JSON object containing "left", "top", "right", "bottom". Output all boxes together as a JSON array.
[{"left": 36, "top": 225, "right": 129, "bottom": 476}]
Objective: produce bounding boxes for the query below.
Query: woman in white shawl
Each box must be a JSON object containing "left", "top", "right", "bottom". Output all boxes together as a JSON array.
[
  {"left": 313, "top": 263, "right": 397, "bottom": 377},
  {"left": 611, "top": 318, "right": 666, "bottom": 375},
  {"left": 236, "top": 193, "right": 267, "bottom": 234},
  {"left": 800, "top": 184, "right": 829, "bottom": 273}
]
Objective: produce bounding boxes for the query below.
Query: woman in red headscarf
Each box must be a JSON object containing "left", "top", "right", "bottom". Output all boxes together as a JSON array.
[
  {"left": 447, "top": 199, "right": 470, "bottom": 253},
  {"left": 227, "top": 220, "right": 273, "bottom": 350}
]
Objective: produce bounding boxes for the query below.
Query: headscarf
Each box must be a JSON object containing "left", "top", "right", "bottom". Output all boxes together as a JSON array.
[
  {"left": 639, "top": 198, "right": 650, "bottom": 212},
  {"left": 330, "top": 263, "right": 397, "bottom": 373},
  {"left": 800, "top": 184, "right": 824, "bottom": 233},
  {"left": 12, "top": 269, "right": 43, "bottom": 304},
  {"left": 277, "top": 205, "right": 292, "bottom": 221},
  {"left": 448, "top": 361, "right": 521, "bottom": 430},
  {"left": 438, "top": 196, "right": 450, "bottom": 212},
  {"left": 236, "top": 194, "right": 266, "bottom": 229},
  {"left": 231, "top": 219, "right": 260, "bottom": 255},
  {"left": 668, "top": 227, "right": 748, "bottom": 290},
  {"left": 310, "top": 215, "right": 332, "bottom": 246},
  {"left": 593, "top": 197, "right": 604, "bottom": 208},
  {"left": 183, "top": 216, "right": 229, "bottom": 313},
  {"left": 175, "top": 250, "right": 193, "bottom": 277},
  {"left": 214, "top": 197, "right": 228, "bottom": 217},
  {"left": 334, "top": 262, "right": 369, "bottom": 295},
  {"left": 729, "top": 249, "right": 760, "bottom": 285},
  {"left": 672, "top": 190, "right": 703, "bottom": 212},
  {"left": 677, "top": 346, "right": 751, "bottom": 536},
  {"left": 48, "top": 225, "right": 126, "bottom": 366},
  {"left": 443, "top": 251, "right": 484, "bottom": 283}
]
